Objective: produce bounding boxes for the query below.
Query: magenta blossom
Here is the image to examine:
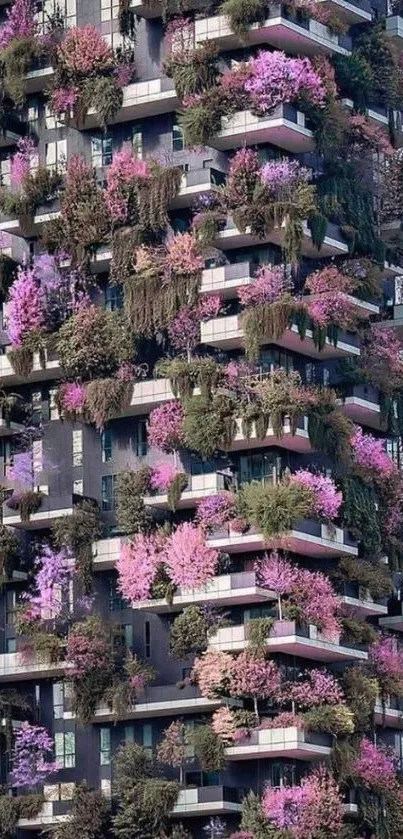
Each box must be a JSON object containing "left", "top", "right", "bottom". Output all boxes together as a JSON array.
[
  {"left": 10, "top": 137, "right": 36, "bottom": 186},
  {"left": 353, "top": 737, "right": 396, "bottom": 790},
  {"left": 196, "top": 493, "right": 235, "bottom": 530},
  {"left": 59, "top": 382, "right": 86, "bottom": 413},
  {"left": 7, "top": 265, "right": 45, "bottom": 346},
  {"left": 351, "top": 426, "right": 397, "bottom": 479},
  {"left": 239, "top": 266, "right": 292, "bottom": 308},
  {"left": 147, "top": 401, "right": 184, "bottom": 453},
  {"left": 245, "top": 50, "right": 327, "bottom": 116},
  {"left": 291, "top": 470, "right": 342, "bottom": 520},
  {"left": 149, "top": 462, "right": 182, "bottom": 492},
  {"left": 11, "top": 723, "right": 57, "bottom": 788}
]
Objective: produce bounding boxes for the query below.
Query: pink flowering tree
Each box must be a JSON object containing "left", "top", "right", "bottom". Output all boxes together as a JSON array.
[
  {"left": 116, "top": 534, "right": 161, "bottom": 604},
  {"left": 157, "top": 720, "right": 191, "bottom": 783},
  {"left": 229, "top": 651, "right": 281, "bottom": 720},
  {"left": 21, "top": 546, "right": 71, "bottom": 623},
  {"left": 0, "top": 0, "right": 37, "bottom": 49},
  {"left": 254, "top": 552, "right": 295, "bottom": 620},
  {"left": 10, "top": 137, "right": 36, "bottom": 187},
  {"left": 260, "top": 159, "right": 311, "bottom": 201},
  {"left": 353, "top": 737, "right": 397, "bottom": 792},
  {"left": 289, "top": 670, "right": 344, "bottom": 709},
  {"left": 147, "top": 401, "right": 185, "bottom": 453},
  {"left": 149, "top": 462, "right": 183, "bottom": 493},
  {"left": 168, "top": 297, "right": 222, "bottom": 359},
  {"left": 362, "top": 326, "right": 403, "bottom": 391},
  {"left": 244, "top": 50, "right": 327, "bottom": 116},
  {"left": 164, "top": 522, "right": 219, "bottom": 589},
  {"left": 105, "top": 147, "right": 150, "bottom": 222},
  {"left": 7, "top": 266, "right": 45, "bottom": 347},
  {"left": 211, "top": 705, "right": 238, "bottom": 743},
  {"left": 351, "top": 426, "right": 397, "bottom": 481},
  {"left": 11, "top": 723, "right": 57, "bottom": 788},
  {"left": 165, "top": 232, "right": 204, "bottom": 277},
  {"left": 262, "top": 767, "right": 343, "bottom": 839},
  {"left": 368, "top": 636, "right": 403, "bottom": 698},
  {"left": 294, "top": 567, "right": 341, "bottom": 639},
  {"left": 196, "top": 493, "right": 235, "bottom": 531},
  {"left": 238, "top": 266, "right": 292, "bottom": 309},
  {"left": 58, "top": 382, "right": 86, "bottom": 416},
  {"left": 7, "top": 450, "right": 34, "bottom": 491},
  {"left": 291, "top": 470, "right": 342, "bottom": 521},
  {"left": 192, "top": 649, "right": 234, "bottom": 698}
]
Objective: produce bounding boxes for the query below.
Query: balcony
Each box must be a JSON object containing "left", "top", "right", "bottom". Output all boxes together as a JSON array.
[
  {"left": 229, "top": 415, "right": 311, "bottom": 454},
  {"left": 342, "top": 99, "right": 397, "bottom": 135},
  {"left": 0, "top": 111, "right": 26, "bottom": 149},
  {"left": 318, "top": 0, "right": 372, "bottom": 24},
  {"left": 0, "top": 418, "right": 25, "bottom": 437},
  {"left": 208, "top": 619, "right": 368, "bottom": 662},
  {"left": 200, "top": 314, "right": 360, "bottom": 359},
  {"left": 0, "top": 651, "right": 69, "bottom": 682},
  {"left": 144, "top": 471, "right": 233, "bottom": 509},
  {"left": 200, "top": 262, "right": 254, "bottom": 298},
  {"left": 129, "top": 0, "right": 204, "bottom": 17},
  {"left": 386, "top": 14, "right": 403, "bottom": 47},
  {"left": 337, "top": 384, "right": 382, "bottom": 431},
  {"left": 374, "top": 697, "right": 403, "bottom": 728},
  {"left": 86, "top": 685, "right": 241, "bottom": 723},
  {"left": 0, "top": 348, "right": 61, "bottom": 385},
  {"left": 213, "top": 105, "right": 315, "bottom": 153},
  {"left": 3, "top": 493, "right": 82, "bottom": 529},
  {"left": 207, "top": 520, "right": 358, "bottom": 558},
  {"left": 83, "top": 77, "right": 179, "bottom": 129},
  {"left": 380, "top": 601, "right": 403, "bottom": 632},
  {"left": 195, "top": 5, "right": 351, "bottom": 55},
  {"left": 173, "top": 786, "right": 242, "bottom": 817},
  {"left": 25, "top": 63, "right": 55, "bottom": 94},
  {"left": 18, "top": 802, "right": 70, "bottom": 830},
  {"left": 225, "top": 726, "right": 332, "bottom": 761},
  {"left": 170, "top": 167, "right": 226, "bottom": 210},
  {"left": 339, "top": 582, "right": 388, "bottom": 618},
  {"left": 134, "top": 570, "right": 276, "bottom": 613},
  {"left": 93, "top": 536, "right": 121, "bottom": 570},
  {"left": 215, "top": 217, "right": 348, "bottom": 257},
  {"left": 0, "top": 199, "right": 60, "bottom": 237}
]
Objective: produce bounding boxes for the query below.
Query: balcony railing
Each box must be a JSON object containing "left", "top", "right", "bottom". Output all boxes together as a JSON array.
[
  {"left": 206, "top": 519, "right": 358, "bottom": 558},
  {"left": 225, "top": 725, "right": 332, "bottom": 760}
]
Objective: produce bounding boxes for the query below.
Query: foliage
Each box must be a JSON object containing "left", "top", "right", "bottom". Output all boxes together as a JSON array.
[
  {"left": 116, "top": 468, "right": 152, "bottom": 535},
  {"left": 302, "top": 703, "right": 354, "bottom": 735},
  {"left": 84, "top": 377, "right": 133, "bottom": 430},
  {"left": 219, "top": 0, "right": 266, "bottom": 37},
  {"left": 53, "top": 784, "right": 111, "bottom": 839},
  {"left": 182, "top": 393, "right": 237, "bottom": 456},
  {"left": 57, "top": 306, "right": 134, "bottom": 381},
  {"left": 307, "top": 388, "right": 353, "bottom": 461},
  {"left": 192, "top": 649, "right": 234, "bottom": 697},
  {"left": 262, "top": 766, "right": 344, "bottom": 839},
  {"left": 1, "top": 36, "right": 41, "bottom": 106},
  {"left": 113, "top": 743, "right": 179, "bottom": 839},
  {"left": 237, "top": 477, "right": 313, "bottom": 539},
  {"left": 191, "top": 724, "right": 226, "bottom": 772},
  {"left": 169, "top": 605, "right": 210, "bottom": 658},
  {"left": 342, "top": 666, "right": 378, "bottom": 734},
  {"left": 11, "top": 722, "right": 56, "bottom": 788},
  {"left": 229, "top": 651, "right": 281, "bottom": 719},
  {"left": 340, "top": 475, "right": 382, "bottom": 555},
  {"left": 7, "top": 265, "right": 45, "bottom": 347},
  {"left": 290, "top": 469, "right": 342, "bottom": 520},
  {"left": 335, "top": 556, "right": 392, "bottom": 600},
  {"left": 53, "top": 500, "right": 101, "bottom": 593},
  {"left": 157, "top": 720, "right": 190, "bottom": 783},
  {"left": 353, "top": 737, "right": 396, "bottom": 791},
  {"left": 66, "top": 615, "right": 114, "bottom": 723}
]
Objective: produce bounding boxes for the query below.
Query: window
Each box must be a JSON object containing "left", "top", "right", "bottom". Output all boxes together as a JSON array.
[
  {"left": 142, "top": 723, "right": 152, "bottom": 756},
  {"left": 73, "top": 479, "right": 83, "bottom": 495},
  {"left": 53, "top": 683, "right": 65, "bottom": 719},
  {"left": 132, "top": 420, "right": 147, "bottom": 457},
  {"left": 32, "top": 391, "right": 42, "bottom": 425},
  {"left": 72, "top": 430, "right": 83, "bottom": 467},
  {"left": 123, "top": 624, "right": 133, "bottom": 648},
  {"left": 387, "top": 437, "right": 403, "bottom": 469},
  {"left": 132, "top": 124, "right": 143, "bottom": 159},
  {"left": 101, "top": 428, "right": 113, "bottom": 463},
  {"left": 36, "top": 0, "right": 76, "bottom": 32},
  {"left": 190, "top": 458, "right": 215, "bottom": 476},
  {"left": 45, "top": 140, "right": 67, "bottom": 173},
  {"left": 0, "top": 156, "right": 11, "bottom": 187},
  {"left": 6, "top": 638, "right": 16, "bottom": 653},
  {"left": 239, "top": 452, "right": 282, "bottom": 485},
  {"left": 144, "top": 620, "right": 151, "bottom": 658},
  {"left": 6, "top": 590, "right": 17, "bottom": 626},
  {"left": 124, "top": 725, "right": 134, "bottom": 744},
  {"left": 27, "top": 99, "right": 40, "bottom": 125},
  {"left": 33, "top": 439, "right": 43, "bottom": 474},
  {"left": 102, "top": 475, "right": 118, "bottom": 511},
  {"left": 172, "top": 120, "right": 184, "bottom": 152},
  {"left": 100, "top": 0, "right": 119, "bottom": 22},
  {"left": 100, "top": 728, "right": 111, "bottom": 765},
  {"left": 109, "top": 579, "right": 125, "bottom": 612},
  {"left": 105, "top": 285, "right": 123, "bottom": 312},
  {"left": 44, "top": 104, "right": 64, "bottom": 130},
  {"left": 55, "top": 732, "right": 76, "bottom": 768},
  {"left": 49, "top": 389, "right": 59, "bottom": 421},
  {"left": 91, "top": 136, "right": 113, "bottom": 168}
]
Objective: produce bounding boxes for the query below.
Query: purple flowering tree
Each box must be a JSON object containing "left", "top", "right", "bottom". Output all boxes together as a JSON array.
[
  {"left": 7, "top": 266, "right": 45, "bottom": 347},
  {"left": 22, "top": 545, "right": 72, "bottom": 622},
  {"left": 11, "top": 722, "right": 57, "bottom": 788}
]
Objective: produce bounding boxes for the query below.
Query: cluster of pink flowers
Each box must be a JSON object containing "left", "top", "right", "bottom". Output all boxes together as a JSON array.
[
  {"left": 147, "top": 401, "right": 184, "bottom": 453},
  {"left": 245, "top": 50, "right": 327, "bottom": 115},
  {"left": 7, "top": 265, "right": 45, "bottom": 346},
  {"left": 368, "top": 636, "right": 403, "bottom": 680},
  {"left": 306, "top": 293, "right": 355, "bottom": 328},
  {"left": 10, "top": 137, "right": 36, "bottom": 187},
  {"left": 226, "top": 148, "right": 261, "bottom": 207},
  {"left": 168, "top": 297, "right": 222, "bottom": 355},
  {"left": 238, "top": 266, "right": 292, "bottom": 308},
  {"left": 305, "top": 265, "right": 354, "bottom": 296},
  {"left": 353, "top": 737, "right": 396, "bottom": 791},
  {"left": 291, "top": 470, "right": 342, "bottom": 520},
  {"left": 149, "top": 462, "right": 182, "bottom": 491},
  {"left": 23, "top": 546, "right": 71, "bottom": 622},
  {"left": 289, "top": 669, "right": 343, "bottom": 708},
  {"left": 117, "top": 534, "right": 161, "bottom": 603},
  {"left": 57, "top": 25, "right": 114, "bottom": 74},
  {"left": 11, "top": 723, "right": 57, "bottom": 788},
  {"left": 105, "top": 147, "right": 150, "bottom": 221},
  {"left": 0, "top": 0, "right": 37, "bottom": 49},
  {"left": 351, "top": 426, "right": 397, "bottom": 479},
  {"left": 196, "top": 492, "right": 235, "bottom": 530},
  {"left": 364, "top": 326, "right": 403, "bottom": 385},
  {"left": 165, "top": 233, "right": 204, "bottom": 276},
  {"left": 59, "top": 382, "right": 86, "bottom": 414},
  {"left": 262, "top": 768, "right": 343, "bottom": 839},
  {"left": 260, "top": 159, "right": 310, "bottom": 198},
  {"left": 50, "top": 87, "right": 78, "bottom": 115}
]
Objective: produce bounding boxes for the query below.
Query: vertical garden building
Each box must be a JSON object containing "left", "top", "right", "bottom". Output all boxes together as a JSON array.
[{"left": 1, "top": 0, "right": 403, "bottom": 837}]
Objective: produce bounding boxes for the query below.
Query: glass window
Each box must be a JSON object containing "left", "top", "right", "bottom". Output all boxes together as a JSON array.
[
  {"left": 102, "top": 475, "right": 118, "bottom": 511},
  {"left": 132, "top": 420, "right": 147, "bottom": 457},
  {"left": 100, "top": 0, "right": 119, "bottom": 23},
  {"left": 45, "top": 140, "right": 67, "bottom": 173},
  {"left": 109, "top": 579, "right": 125, "bottom": 612},
  {"left": 55, "top": 732, "right": 76, "bottom": 768},
  {"left": 6, "top": 590, "right": 17, "bottom": 626},
  {"left": 105, "top": 285, "right": 123, "bottom": 312},
  {"left": 123, "top": 624, "right": 133, "bottom": 648},
  {"left": 6, "top": 638, "right": 16, "bottom": 653},
  {"left": 142, "top": 723, "right": 152, "bottom": 756},
  {"left": 32, "top": 390, "right": 42, "bottom": 424},
  {"left": 72, "top": 430, "right": 83, "bottom": 467},
  {"left": 132, "top": 124, "right": 143, "bottom": 159},
  {"left": 172, "top": 121, "right": 184, "bottom": 152},
  {"left": 190, "top": 458, "right": 215, "bottom": 476},
  {"left": 36, "top": 0, "right": 76, "bottom": 33},
  {"left": 100, "top": 728, "right": 111, "bottom": 765},
  {"left": 91, "top": 136, "right": 113, "bottom": 168},
  {"left": 101, "top": 428, "right": 113, "bottom": 463},
  {"left": 28, "top": 99, "right": 40, "bottom": 125},
  {"left": 124, "top": 725, "right": 134, "bottom": 744},
  {"left": 49, "top": 389, "right": 59, "bottom": 421},
  {"left": 52, "top": 683, "right": 65, "bottom": 719},
  {"left": 0, "top": 156, "right": 11, "bottom": 187},
  {"left": 239, "top": 452, "right": 281, "bottom": 485},
  {"left": 144, "top": 620, "right": 151, "bottom": 658}
]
